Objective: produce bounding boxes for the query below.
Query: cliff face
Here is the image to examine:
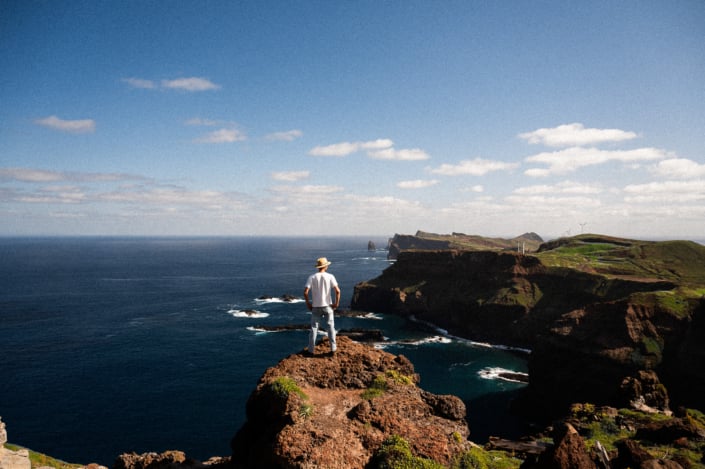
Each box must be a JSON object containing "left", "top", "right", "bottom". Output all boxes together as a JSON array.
[
  {"left": 387, "top": 231, "right": 544, "bottom": 259},
  {"left": 351, "top": 237, "right": 705, "bottom": 418},
  {"left": 230, "top": 336, "right": 471, "bottom": 469}
]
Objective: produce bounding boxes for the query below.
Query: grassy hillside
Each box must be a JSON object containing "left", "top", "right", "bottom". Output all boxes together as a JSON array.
[{"left": 536, "top": 234, "right": 705, "bottom": 287}]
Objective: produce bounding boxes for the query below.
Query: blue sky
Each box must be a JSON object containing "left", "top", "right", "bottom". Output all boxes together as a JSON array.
[{"left": 2, "top": 1, "right": 704, "bottom": 239}]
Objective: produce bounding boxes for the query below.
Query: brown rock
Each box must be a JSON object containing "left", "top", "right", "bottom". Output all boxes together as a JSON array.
[
  {"left": 530, "top": 422, "right": 596, "bottom": 469},
  {"left": 613, "top": 439, "right": 653, "bottom": 469},
  {"left": 230, "top": 337, "right": 471, "bottom": 469},
  {"left": 114, "top": 451, "right": 188, "bottom": 469}
]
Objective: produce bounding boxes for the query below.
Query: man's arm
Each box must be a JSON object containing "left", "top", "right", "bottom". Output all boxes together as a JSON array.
[
  {"left": 303, "top": 287, "right": 312, "bottom": 310},
  {"left": 332, "top": 285, "right": 341, "bottom": 309}
]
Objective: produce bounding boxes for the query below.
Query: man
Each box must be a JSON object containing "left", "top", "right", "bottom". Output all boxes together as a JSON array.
[{"left": 303, "top": 257, "right": 341, "bottom": 355}]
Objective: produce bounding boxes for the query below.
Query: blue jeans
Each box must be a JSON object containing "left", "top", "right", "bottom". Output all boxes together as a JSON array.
[{"left": 309, "top": 306, "right": 336, "bottom": 353}]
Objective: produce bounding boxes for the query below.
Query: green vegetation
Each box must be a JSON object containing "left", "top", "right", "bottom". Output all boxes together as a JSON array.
[
  {"left": 362, "top": 370, "right": 415, "bottom": 400},
  {"left": 369, "top": 435, "right": 522, "bottom": 469},
  {"left": 3, "top": 444, "right": 82, "bottom": 469},
  {"left": 386, "top": 369, "right": 415, "bottom": 385},
  {"left": 537, "top": 234, "right": 705, "bottom": 285},
  {"left": 451, "top": 447, "right": 522, "bottom": 469},
  {"left": 630, "top": 289, "right": 698, "bottom": 319},
  {"left": 582, "top": 419, "right": 633, "bottom": 452},
  {"left": 298, "top": 402, "right": 314, "bottom": 419},
  {"left": 684, "top": 408, "right": 705, "bottom": 429},
  {"left": 370, "top": 435, "right": 445, "bottom": 469},
  {"left": 568, "top": 405, "right": 705, "bottom": 468},
  {"left": 270, "top": 376, "right": 314, "bottom": 419},
  {"left": 270, "top": 376, "right": 308, "bottom": 400},
  {"left": 362, "top": 374, "right": 390, "bottom": 400}
]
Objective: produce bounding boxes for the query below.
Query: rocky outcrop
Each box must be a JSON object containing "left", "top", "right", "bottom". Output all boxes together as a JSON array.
[
  {"left": 114, "top": 451, "right": 229, "bottom": 469},
  {"left": 351, "top": 235, "right": 705, "bottom": 418},
  {"left": 525, "top": 422, "right": 598, "bottom": 469},
  {"left": 0, "top": 418, "right": 30, "bottom": 469},
  {"left": 230, "top": 336, "right": 471, "bottom": 468},
  {"left": 387, "top": 231, "right": 544, "bottom": 259}
]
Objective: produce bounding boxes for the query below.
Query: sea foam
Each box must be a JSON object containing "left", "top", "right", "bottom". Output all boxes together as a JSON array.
[
  {"left": 228, "top": 309, "right": 269, "bottom": 319},
  {"left": 477, "top": 366, "right": 529, "bottom": 384}
]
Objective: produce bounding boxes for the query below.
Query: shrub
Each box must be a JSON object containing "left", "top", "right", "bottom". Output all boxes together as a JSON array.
[
  {"left": 370, "top": 435, "right": 445, "bottom": 469},
  {"left": 451, "top": 447, "right": 522, "bottom": 469},
  {"left": 386, "top": 369, "right": 414, "bottom": 385},
  {"left": 362, "top": 374, "right": 389, "bottom": 400},
  {"left": 299, "top": 402, "right": 314, "bottom": 419},
  {"left": 270, "top": 376, "right": 308, "bottom": 400}
]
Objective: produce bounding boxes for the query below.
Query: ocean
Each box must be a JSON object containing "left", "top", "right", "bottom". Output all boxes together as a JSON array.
[{"left": 0, "top": 237, "right": 528, "bottom": 465}]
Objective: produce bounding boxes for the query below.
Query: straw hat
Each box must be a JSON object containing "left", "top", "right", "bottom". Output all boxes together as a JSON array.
[{"left": 315, "top": 257, "right": 332, "bottom": 269}]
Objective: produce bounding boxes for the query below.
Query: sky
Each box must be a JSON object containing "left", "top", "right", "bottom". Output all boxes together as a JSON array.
[{"left": 1, "top": 1, "right": 704, "bottom": 240}]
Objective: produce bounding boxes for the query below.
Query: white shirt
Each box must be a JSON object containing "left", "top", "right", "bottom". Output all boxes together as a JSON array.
[{"left": 305, "top": 271, "right": 339, "bottom": 307}]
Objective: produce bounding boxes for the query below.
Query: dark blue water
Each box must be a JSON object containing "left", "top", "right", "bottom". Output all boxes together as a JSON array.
[{"left": 0, "top": 237, "right": 527, "bottom": 465}]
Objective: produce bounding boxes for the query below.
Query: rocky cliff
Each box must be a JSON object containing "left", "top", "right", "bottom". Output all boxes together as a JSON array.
[
  {"left": 109, "top": 336, "right": 705, "bottom": 469},
  {"left": 387, "top": 231, "right": 544, "bottom": 259},
  {"left": 229, "top": 336, "right": 472, "bottom": 468},
  {"left": 351, "top": 234, "right": 705, "bottom": 419}
]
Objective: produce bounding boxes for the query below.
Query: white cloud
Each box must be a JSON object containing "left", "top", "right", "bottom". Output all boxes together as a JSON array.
[
  {"left": 266, "top": 130, "right": 303, "bottom": 141},
  {"left": 342, "top": 193, "right": 427, "bottom": 219},
  {"left": 271, "top": 184, "right": 344, "bottom": 195},
  {"left": 623, "top": 180, "right": 705, "bottom": 203},
  {"left": 513, "top": 180, "right": 603, "bottom": 195},
  {"left": 122, "top": 77, "right": 156, "bottom": 89},
  {"left": 99, "top": 187, "right": 247, "bottom": 210},
  {"left": 271, "top": 171, "right": 310, "bottom": 182},
  {"left": 396, "top": 179, "right": 439, "bottom": 189},
  {"left": 359, "top": 139, "right": 395, "bottom": 150},
  {"left": 0, "top": 168, "right": 64, "bottom": 182},
  {"left": 504, "top": 194, "right": 602, "bottom": 210},
  {"left": 309, "top": 139, "right": 394, "bottom": 157},
  {"left": 194, "top": 128, "right": 246, "bottom": 143},
  {"left": 161, "top": 77, "right": 221, "bottom": 91},
  {"left": 649, "top": 158, "right": 705, "bottom": 179},
  {"left": 12, "top": 187, "right": 87, "bottom": 204},
  {"left": 0, "top": 167, "right": 148, "bottom": 183},
  {"left": 430, "top": 158, "right": 519, "bottom": 176},
  {"left": 35, "top": 115, "right": 96, "bottom": 134},
  {"left": 369, "top": 148, "right": 430, "bottom": 161},
  {"left": 308, "top": 139, "right": 430, "bottom": 162},
  {"left": 519, "top": 123, "right": 638, "bottom": 147},
  {"left": 185, "top": 117, "right": 221, "bottom": 126},
  {"left": 524, "top": 146, "right": 670, "bottom": 177}
]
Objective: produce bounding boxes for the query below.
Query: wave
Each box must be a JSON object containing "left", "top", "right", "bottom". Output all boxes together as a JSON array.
[
  {"left": 254, "top": 297, "right": 304, "bottom": 304},
  {"left": 408, "top": 315, "right": 449, "bottom": 336},
  {"left": 246, "top": 326, "right": 274, "bottom": 334},
  {"left": 408, "top": 315, "right": 531, "bottom": 354},
  {"left": 357, "top": 312, "right": 383, "bottom": 320},
  {"left": 352, "top": 256, "right": 394, "bottom": 262},
  {"left": 228, "top": 309, "right": 270, "bottom": 319},
  {"left": 477, "top": 367, "right": 529, "bottom": 384},
  {"left": 384, "top": 335, "right": 453, "bottom": 347}
]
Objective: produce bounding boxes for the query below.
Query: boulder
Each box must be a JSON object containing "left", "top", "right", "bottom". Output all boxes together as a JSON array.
[{"left": 523, "top": 422, "right": 596, "bottom": 469}]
